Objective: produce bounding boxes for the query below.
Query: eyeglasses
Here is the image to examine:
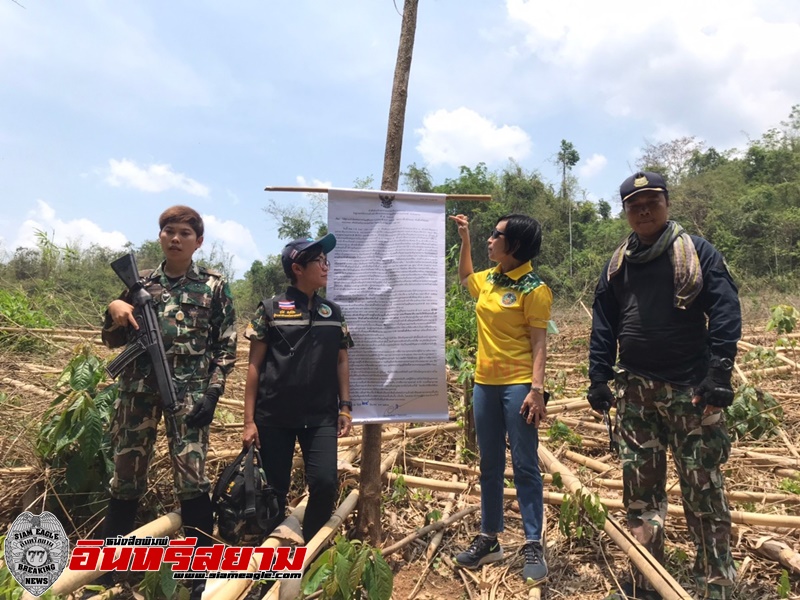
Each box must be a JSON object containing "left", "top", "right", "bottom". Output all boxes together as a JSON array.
[
  {"left": 490, "top": 229, "right": 506, "bottom": 239},
  {"left": 307, "top": 256, "right": 330, "bottom": 268}
]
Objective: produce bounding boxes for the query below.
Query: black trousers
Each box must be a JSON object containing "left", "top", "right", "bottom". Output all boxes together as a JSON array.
[{"left": 257, "top": 424, "right": 338, "bottom": 542}]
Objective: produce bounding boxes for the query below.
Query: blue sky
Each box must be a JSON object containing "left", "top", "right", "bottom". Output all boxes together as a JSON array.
[{"left": 2, "top": 0, "right": 799, "bottom": 277}]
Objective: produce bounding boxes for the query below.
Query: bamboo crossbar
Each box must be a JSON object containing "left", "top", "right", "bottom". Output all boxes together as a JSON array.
[{"left": 264, "top": 186, "right": 492, "bottom": 201}]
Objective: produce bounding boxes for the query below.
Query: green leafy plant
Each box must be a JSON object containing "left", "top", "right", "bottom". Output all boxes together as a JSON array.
[
  {"left": 136, "top": 563, "right": 191, "bottom": 600},
  {"left": 558, "top": 490, "right": 607, "bottom": 541},
  {"left": 302, "top": 536, "right": 393, "bottom": 600},
  {"left": 389, "top": 470, "right": 408, "bottom": 505},
  {"left": 778, "top": 568, "right": 790, "bottom": 599},
  {"left": 0, "top": 287, "right": 54, "bottom": 352},
  {"left": 36, "top": 345, "right": 118, "bottom": 516},
  {"left": 547, "top": 420, "right": 582, "bottom": 447},
  {"left": 767, "top": 305, "right": 797, "bottom": 336},
  {"left": 725, "top": 385, "right": 783, "bottom": 440},
  {"left": 779, "top": 478, "right": 800, "bottom": 495}
]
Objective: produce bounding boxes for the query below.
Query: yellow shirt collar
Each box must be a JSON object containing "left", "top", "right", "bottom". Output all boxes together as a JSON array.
[{"left": 492, "top": 261, "right": 532, "bottom": 281}]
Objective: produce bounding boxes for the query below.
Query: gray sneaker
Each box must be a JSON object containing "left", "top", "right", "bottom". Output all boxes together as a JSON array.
[
  {"left": 522, "top": 541, "right": 548, "bottom": 583},
  {"left": 454, "top": 534, "right": 503, "bottom": 569}
]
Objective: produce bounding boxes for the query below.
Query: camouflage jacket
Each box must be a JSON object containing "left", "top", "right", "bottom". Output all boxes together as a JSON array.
[{"left": 102, "top": 260, "right": 237, "bottom": 395}]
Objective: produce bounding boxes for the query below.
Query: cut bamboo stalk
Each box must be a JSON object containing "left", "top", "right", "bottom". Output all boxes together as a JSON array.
[
  {"left": 544, "top": 399, "right": 591, "bottom": 414},
  {"left": 558, "top": 417, "right": 608, "bottom": 434},
  {"left": 743, "top": 364, "right": 794, "bottom": 377},
  {"left": 537, "top": 445, "right": 693, "bottom": 600},
  {"left": 44, "top": 512, "right": 183, "bottom": 598},
  {"left": 563, "top": 450, "right": 615, "bottom": 474},
  {"left": 337, "top": 422, "right": 460, "bottom": 446},
  {"left": 0, "top": 326, "right": 101, "bottom": 335},
  {"left": 1, "top": 377, "right": 53, "bottom": 400},
  {"left": 386, "top": 472, "right": 800, "bottom": 529},
  {"left": 381, "top": 505, "right": 480, "bottom": 558},
  {"left": 404, "top": 455, "right": 800, "bottom": 505},
  {"left": 748, "top": 535, "right": 800, "bottom": 574},
  {"left": 426, "top": 439, "right": 462, "bottom": 562}
]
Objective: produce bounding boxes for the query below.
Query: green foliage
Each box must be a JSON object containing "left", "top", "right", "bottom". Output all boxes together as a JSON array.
[
  {"left": 0, "top": 287, "right": 54, "bottom": 352},
  {"left": 389, "top": 471, "right": 408, "bottom": 506},
  {"left": 302, "top": 536, "right": 393, "bottom": 600},
  {"left": 558, "top": 490, "right": 607, "bottom": 541},
  {"left": 779, "top": 478, "right": 800, "bottom": 495},
  {"left": 725, "top": 386, "right": 783, "bottom": 440},
  {"left": 136, "top": 563, "right": 191, "bottom": 600},
  {"left": 36, "top": 345, "right": 117, "bottom": 516},
  {"left": 546, "top": 420, "right": 582, "bottom": 447},
  {"left": 767, "top": 304, "right": 797, "bottom": 335},
  {"left": 778, "top": 569, "right": 790, "bottom": 599}
]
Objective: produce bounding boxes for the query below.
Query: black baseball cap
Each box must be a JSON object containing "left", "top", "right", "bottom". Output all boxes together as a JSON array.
[
  {"left": 620, "top": 171, "right": 668, "bottom": 203},
  {"left": 281, "top": 233, "right": 337, "bottom": 274}
]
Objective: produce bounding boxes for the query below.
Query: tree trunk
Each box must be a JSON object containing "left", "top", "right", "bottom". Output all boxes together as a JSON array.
[{"left": 356, "top": 0, "right": 420, "bottom": 546}]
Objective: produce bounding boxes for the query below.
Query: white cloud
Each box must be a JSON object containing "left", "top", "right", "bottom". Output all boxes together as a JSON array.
[
  {"left": 579, "top": 154, "right": 608, "bottom": 178},
  {"left": 201, "top": 214, "right": 261, "bottom": 277},
  {"left": 415, "top": 107, "right": 532, "bottom": 168},
  {"left": 105, "top": 159, "right": 210, "bottom": 197},
  {"left": 13, "top": 200, "right": 128, "bottom": 250},
  {"left": 505, "top": 0, "right": 800, "bottom": 143}
]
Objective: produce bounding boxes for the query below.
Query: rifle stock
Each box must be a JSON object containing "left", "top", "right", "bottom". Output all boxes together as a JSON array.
[{"left": 106, "top": 252, "right": 181, "bottom": 418}]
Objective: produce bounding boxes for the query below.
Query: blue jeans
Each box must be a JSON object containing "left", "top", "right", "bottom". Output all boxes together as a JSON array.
[{"left": 473, "top": 383, "right": 543, "bottom": 541}]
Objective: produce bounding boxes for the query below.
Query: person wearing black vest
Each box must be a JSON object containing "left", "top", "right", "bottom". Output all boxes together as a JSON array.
[
  {"left": 242, "top": 233, "right": 354, "bottom": 542},
  {"left": 588, "top": 172, "right": 741, "bottom": 600}
]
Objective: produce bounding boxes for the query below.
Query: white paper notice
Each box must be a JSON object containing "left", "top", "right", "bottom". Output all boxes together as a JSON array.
[{"left": 327, "top": 188, "right": 448, "bottom": 423}]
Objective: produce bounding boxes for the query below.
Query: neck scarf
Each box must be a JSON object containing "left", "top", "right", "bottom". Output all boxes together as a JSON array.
[{"left": 607, "top": 221, "right": 703, "bottom": 309}]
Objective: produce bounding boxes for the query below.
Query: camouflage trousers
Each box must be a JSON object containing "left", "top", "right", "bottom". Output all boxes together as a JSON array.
[
  {"left": 109, "top": 389, "right": 210, "bottom": 501},
  {"left": 615, "top": 372, "right": 736, "bottom": 600}
]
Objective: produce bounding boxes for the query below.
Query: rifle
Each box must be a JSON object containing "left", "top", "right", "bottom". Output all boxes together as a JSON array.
[
  {"left": 106, "top": 252, "right": 183, "bottom": 442},
  {"left": 603, "top": 409, "right": 619, "bottom": 455}
]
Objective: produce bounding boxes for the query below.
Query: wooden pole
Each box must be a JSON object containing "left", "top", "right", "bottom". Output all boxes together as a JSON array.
[
  {"left": 356, "top": 0, "right": 420, "bottom": 547},
  {"left": 263, "top": 186, "right": 491, "bottom": 202}
]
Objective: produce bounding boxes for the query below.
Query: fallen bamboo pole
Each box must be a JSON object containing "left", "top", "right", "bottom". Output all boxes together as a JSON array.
[
  {"left": 401, "top": 456, "right": 800, "bottom": 505},
  {"left": 44, "top": 512, "right": 183, "bottom": 598},
  {"left": 537, "top": 445, "right": 693, "bottom": 600},
  {"left": 381, "top": 505, "right": 480, "bottom": 558},
  {"left": 386, "top": 472, "right": 800, "bottom": 529},
  {"left": 1, "top": 377, "right": 53, "bottom": 400}
]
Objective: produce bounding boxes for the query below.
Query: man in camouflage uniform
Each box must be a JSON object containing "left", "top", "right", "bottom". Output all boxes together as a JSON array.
[
  {"left": 101, "top": 205, "right": 236, "bottom": 599},
  {"left": 588, "top": 172, "right": 741, "bottom": 600}
]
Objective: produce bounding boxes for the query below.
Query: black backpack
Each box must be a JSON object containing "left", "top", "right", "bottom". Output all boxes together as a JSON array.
[{"left": 212, "top": 445, "right": 281, "bottom": 545}]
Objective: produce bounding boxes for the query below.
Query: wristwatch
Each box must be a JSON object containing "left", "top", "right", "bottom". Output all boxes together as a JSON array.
[{"left": 709, "top": 357, "right": 734, "bottom": 371}]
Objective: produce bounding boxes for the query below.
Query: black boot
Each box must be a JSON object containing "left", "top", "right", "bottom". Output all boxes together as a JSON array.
[
  {"left": 97, "top": 497, "right": 139, "bottom": 587},
  {"left": 181, "top": 494, "right": 214, "bottom": 600}
]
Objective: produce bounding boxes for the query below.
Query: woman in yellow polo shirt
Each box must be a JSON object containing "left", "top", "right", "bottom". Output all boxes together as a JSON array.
[{"left": 449, "top": 212, "right": 552, "bottom": 585}]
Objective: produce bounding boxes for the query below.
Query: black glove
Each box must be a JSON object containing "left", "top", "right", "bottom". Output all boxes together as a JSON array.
[
  {"left": 587, "top": 381, "right": 614, "bottom": 413},
  {"left": 693, "top": 368, "right": 734, "bottom": 408},
  {"left": 185, "top": 387, "right": 221, "bottom": 428}
]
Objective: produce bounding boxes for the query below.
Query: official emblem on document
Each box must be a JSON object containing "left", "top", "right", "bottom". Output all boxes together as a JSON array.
[
  {"left": 379, "top": 194, "right": 395, "bottom": 209},
  {"left": 501, "top": 292, "right": 517, "bottom": 306},
  {"left": 318, "top": 304, "right": 332, "bottom": 318},
  {"left": 4, "top": 511, "right": 69, "bottom": 596}
]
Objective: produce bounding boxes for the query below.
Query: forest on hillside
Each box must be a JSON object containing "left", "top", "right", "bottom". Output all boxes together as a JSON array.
[{"left": 2, "top": 106, "right": 799, "bottom": 330}]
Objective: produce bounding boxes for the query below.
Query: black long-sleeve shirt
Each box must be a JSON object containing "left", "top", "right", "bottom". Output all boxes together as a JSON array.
[{"left": 589, "top": 235, "right": 741, "bottom": 387}]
